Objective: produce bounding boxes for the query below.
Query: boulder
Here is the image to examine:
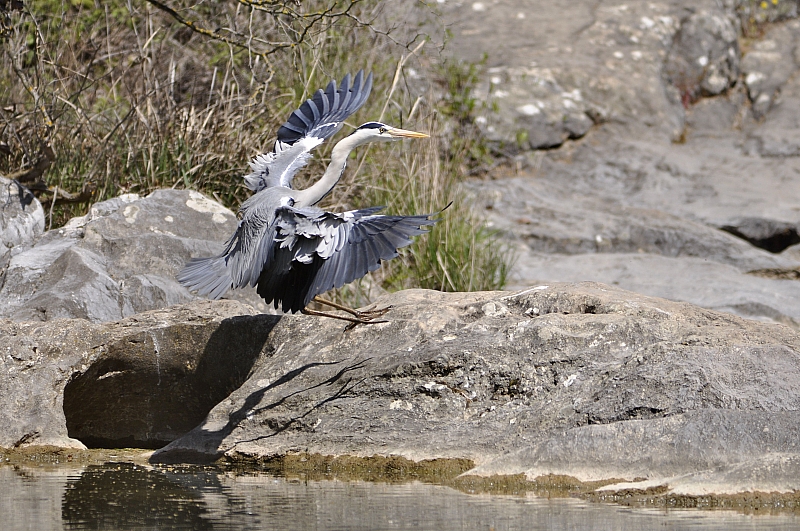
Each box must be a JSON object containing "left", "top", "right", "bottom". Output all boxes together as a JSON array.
[
  {"left": 4, "top": 283, "right": 800, "bottom": 496},
  {"left": 0, "top": 299, "right": 265, "bottom": 449},
  {"left": 0, "top": 189, "right": 267, "bottom": 322},
  {"left": 475, "top": 171, "right": 800, "bottom": 326},
  {"left": 476, "top": 67, "right": 598, "bottom": 150},
  {"left": 746, "top": 61, "right": 800, "bottom": 158},
  {"left": 740, "top": 20, "right": 800, "bottom": 117},
  {"left": 664, "top": 10, "right": 739, "bottom": 100},
  {"left": 473, "top": 410, "right": 800, "bottom": 495},
  {"left": 145, "top": 284, "right": 799, "bottom": 495},
  {"left": 439, "top": 2, "right": 800, "bottom": 328},
  {"left": 0, "top": 175, "right": 44, "bottom": 270}
]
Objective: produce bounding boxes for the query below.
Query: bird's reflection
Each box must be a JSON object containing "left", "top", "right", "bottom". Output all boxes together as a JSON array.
[{"left": 62, "top": 463, "right": 215, "bottom": 530}]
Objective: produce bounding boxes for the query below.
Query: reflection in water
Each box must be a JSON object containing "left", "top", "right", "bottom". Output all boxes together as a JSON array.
[
  {"left": 1, "top": 463, "right": 799, "bottom": 531},
  {"left": 62, "top": 463, "right": 212, "bottom": 530}
]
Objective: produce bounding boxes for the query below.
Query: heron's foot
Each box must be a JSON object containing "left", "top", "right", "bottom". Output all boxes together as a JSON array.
[
  {"left": 312, "top": 296, "right": 393, "bottom": 322},
  {"left": 352, "top": 305, "right": 392, "bottom": 321},
  {"left": 302, "top": 307, "right": 388, "bottom": 328}
]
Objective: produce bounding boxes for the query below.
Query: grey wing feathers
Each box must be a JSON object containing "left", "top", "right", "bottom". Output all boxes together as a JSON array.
[
  {"left": 177, "top": 201, "right": 278, "bottom": 298},
  {"left": 242, "top": 70, "right": 372, "bottom": 193},
  {"left": 276, "top": 70, "right": 373, "bottom": 145},
  {"left": 177, "top": 255, "right": 233, "bottom": 300},
  {"left": 308, "top": 213, "right": 435, "bottom": 297},
  {"left": 243, "top": 139, "right": 321, "bottom": 192},
  {"left": 255, "top": 206, "right": 439, "bottom": 313}
]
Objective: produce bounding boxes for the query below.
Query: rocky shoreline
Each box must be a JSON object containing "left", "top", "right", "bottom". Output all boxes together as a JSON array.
[{"left": 3, "top": 278, "right": 800, "bottom": 499}]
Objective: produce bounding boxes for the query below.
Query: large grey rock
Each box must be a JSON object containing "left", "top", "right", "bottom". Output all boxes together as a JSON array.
[
  {"left": 0, "top": 299, "right": 263, "bottom": 449},
  {"left": 746, "top": 62, "right": 800, "bottom": 158},
  {"left": 0, "top": 189, "right": 266, "bottom": 322},
  {"left": 445, "top": 1, "right": 687, "bottom": 147},
  {"left": 438, "top": 2, "right": 800, "bottom": 327},
  {"left": 0, "top": 175, "right": 44, "bottom": 270},
  {"left": 740, "top": 20, "right": 800, "bottom": 117},
  {"left": 510, "top": 252, "right": 800, "bottom": 327},
  {"left": 473, "top": 410, "right": 800, "bottom": 495},
  {"left": 143, "top": 285, "right": 800, "bottom": 496},
  {"left": 4, "top": 284, "right": 800, "bottom": 496},
  {"left": 477, "top": 67, "right": 598, "bottom": 150},
  {"left": 475, "top": 169, "right": 800, "bottom": 326},
  {"left": 664, "top": 9, "right": 740, "bottom": 100}
]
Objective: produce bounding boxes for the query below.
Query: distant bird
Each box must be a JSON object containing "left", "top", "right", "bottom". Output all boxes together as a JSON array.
[{"left": 178, "top": 71, "right": 438, "bottom": 324}]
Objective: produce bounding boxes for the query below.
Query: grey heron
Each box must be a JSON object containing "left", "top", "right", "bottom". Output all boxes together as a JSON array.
[{"left": 177, "top": 71, "right": 439, "bottom": 324}]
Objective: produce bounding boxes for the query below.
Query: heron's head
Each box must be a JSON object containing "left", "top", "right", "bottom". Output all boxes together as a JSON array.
[{"left": 351, "top": 122, "right": 429, "bottom": 146}]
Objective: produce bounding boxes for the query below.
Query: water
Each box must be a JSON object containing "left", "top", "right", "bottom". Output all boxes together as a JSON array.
[{"left": 1, "top": 462, "right": 798, "bottom": 531}]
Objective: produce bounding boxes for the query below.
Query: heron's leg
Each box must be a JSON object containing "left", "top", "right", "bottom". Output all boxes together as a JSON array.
[
  {"left": 301, "top": 307, "right": 388, "bottom": 326},
  {"left": 312, "top": 296, "right": 392, "bottom": 320}
]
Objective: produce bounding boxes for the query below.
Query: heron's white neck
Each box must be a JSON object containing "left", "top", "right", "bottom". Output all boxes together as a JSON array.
[{"left": 293, "top": 132, "right": 368, "bottom": 207}]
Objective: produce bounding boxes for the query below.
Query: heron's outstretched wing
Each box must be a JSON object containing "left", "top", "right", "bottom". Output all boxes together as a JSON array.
[
  {"left": 277, "top": 70, "right": 373, "bottom": 144},
  {"left": 243, "top": 71, "right": 373, "bottom": 192},
  {"left": 256, "top": 205, "right": 439, "bottom": 313},
  {"left": 177, "top": 190, "right": 284, "bottom": 299}
]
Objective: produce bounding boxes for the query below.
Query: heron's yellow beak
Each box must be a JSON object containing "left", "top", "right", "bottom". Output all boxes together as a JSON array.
[{"left": 387, "top": 128, "right": 430, "bottom": 139}]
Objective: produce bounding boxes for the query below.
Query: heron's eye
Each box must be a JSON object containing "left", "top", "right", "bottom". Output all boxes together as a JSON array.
[{"left": 379, "top": 127, "right": 387, "bottom": 134}]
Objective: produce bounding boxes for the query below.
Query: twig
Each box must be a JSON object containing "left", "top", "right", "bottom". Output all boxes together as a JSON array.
[
  {"left": 48, "top": 185, "right": 57, "bottom": 231},
  {"left": 379, "top": 39, "right": 426, "bottom": 122},
  {"left": 4, "top": 144, "right": 54, "bottom": 183},
  {"left": 338, "top": 39, "right": 426, "bottom": 207}
]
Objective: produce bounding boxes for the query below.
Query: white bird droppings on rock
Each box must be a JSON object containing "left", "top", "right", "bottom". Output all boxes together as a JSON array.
[
  {"left": 123, "top": 205, "right": 139, "bottom": 224},
  {"left": 564, "top": 374, "right": 577, "bottom": 388},
  {"left": 164, "top": 216, "right": 174, "bottom": 223},
  {"left": 186, "top": 191, "right": 230, "bottom": 224},
  {"left": 472, "top": 2, "right": 485, "bottom": 11},
  {"left": 389, "top": 400, "right": 414, "bottom": 411},
  {"left": 518, "top": 104, "right": 541, "bottom": 116},
  {"left": 482, "top": 302, "right": 510, "bottom": 317},
  {"left": 746, "top": 71, "right": 765, "bottom": 86},
  {"left": 119, "top": 193, "right": 141, "bottom": 203}
]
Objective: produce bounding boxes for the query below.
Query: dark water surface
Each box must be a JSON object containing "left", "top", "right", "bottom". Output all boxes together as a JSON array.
[{"left": 2, "top": 462, "right": 798, "bottom": 531}]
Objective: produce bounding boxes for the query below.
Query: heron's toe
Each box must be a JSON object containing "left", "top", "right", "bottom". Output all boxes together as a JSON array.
[{"left": 356, "top": 306, "right": 392, "bottom": 320}]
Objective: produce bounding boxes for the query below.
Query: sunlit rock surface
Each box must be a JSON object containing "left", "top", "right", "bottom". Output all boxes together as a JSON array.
[
  {"left": 3, "top": 284, "right": 800, "bottom": 495},
  {"left": 0, "top": 175, "right": 44, "bottom": 271},
  {"left": 440, "top": 1, "right": 800, "bottom": 327},
  {"left": 2, "top": 0, "right": 800, "bottom": 502},
  {"left": 142, "top": 285, "right": 800, "bottom": 496},
  {"left": 0, "top": 189, "right": 266, "bottom": 322}
]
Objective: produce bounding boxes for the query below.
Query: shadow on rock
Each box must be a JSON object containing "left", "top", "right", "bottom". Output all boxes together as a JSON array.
[
  {"left": 150, "top": 355, "right": 371, "bottom": 464},
  {"left": 63, "top": 313, "right": 278, "bottom": 449}
]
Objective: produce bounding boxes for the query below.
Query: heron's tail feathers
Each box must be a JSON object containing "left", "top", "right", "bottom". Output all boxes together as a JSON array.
[{"left": 177, "top": 255, "right": 233, "bottom": 300}]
